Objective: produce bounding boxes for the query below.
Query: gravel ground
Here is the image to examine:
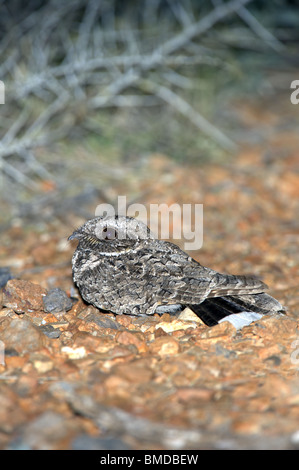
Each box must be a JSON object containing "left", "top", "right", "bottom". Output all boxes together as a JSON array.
[{"left": 0, "top": 84, "right": 298, "bottom": 450}]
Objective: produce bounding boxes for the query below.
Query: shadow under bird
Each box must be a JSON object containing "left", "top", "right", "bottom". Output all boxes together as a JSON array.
[{"left": 69, "top": 216, "right": 285, "bottom": 329}]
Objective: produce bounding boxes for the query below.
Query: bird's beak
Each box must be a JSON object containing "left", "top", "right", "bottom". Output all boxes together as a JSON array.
[{"left": 68, "top": 231, "right": 81, "bottom": 241}]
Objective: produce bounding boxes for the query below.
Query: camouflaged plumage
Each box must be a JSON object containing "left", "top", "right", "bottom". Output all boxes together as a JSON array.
[{"left": 69, "top": 216, "right": 284, "bottom": 326}]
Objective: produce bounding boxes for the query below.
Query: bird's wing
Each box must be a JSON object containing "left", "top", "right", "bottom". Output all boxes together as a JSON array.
[
  {"left": 143, "top": 240, "right": 267, "bottom": 305},
  {"left": 206, "top": 273, "right": 268, "bottom": 298}
]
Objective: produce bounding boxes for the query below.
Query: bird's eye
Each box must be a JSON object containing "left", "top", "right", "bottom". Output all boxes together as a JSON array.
[{"left": 101, "top": 227, "right": 117, "bottom": 240}]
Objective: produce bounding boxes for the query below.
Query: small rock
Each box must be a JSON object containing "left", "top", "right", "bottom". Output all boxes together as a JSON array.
[
  {"left": 103, "top": 375, "right": 131, "bottom": 399},
  {"left": 19, "top": 411, "right": 78, "bottom": 450},
  {"left": 178, "top": 307, "right": 202, "bottom": 323},
  {"left": 264, "top": 354, "right": 281, "bottom": 366},
  {"left": 4, "top": 347, "right": 19, "bottom": 357},
  {"left": 155, "top": 327, "right": 169, "bottom": 337},
  {"left": 257, "top": 343, "right": 282, "bottom": 360},
  {"left": 155, "top": 319, "right": 197, "bottom": 333},
  {"left": 6, "top": 438, "right": 32, "bottom": 451},
  {"left": 84, "top": 312, "right": 120, "bottom": 330},
  {"left": 176, "top": 387, "right": 214, "bottom": 402},
  {"left": 39, "top": 324, "right": 61, "bottom": 339},
  {"left": 115, "top": 315, "right": 133, "bottom": 328},
  {"left": 61, "top": 346, "right": 87, "bottom": 359},
  {"left": 115, "top": 330, "right": 147, "bottom": 353},
  {"left": 2, "top": 279, "right": 47, "bottom": 313},
  {"left": 0, "top": 317, "right": 45, "bottom": 354},
  {"left": 113, "top": 359, "right": 154, "bottom": 384},
  {"left": 0, "top": 386, "right": 26, "bottom": 434},
  {"left": 215, "top": 344, "right": 237, "bottom": 358},
  {"left": 15, "top": 374, "right": 39, "bottom": 397},
  {"left": 32, "top": 355, "right": 54, "bottom": 374},
  {"left": 200, "top": 321, "right": 236, "bottom": 340},
  {"left": 43, "top": 288, "right": 73, "bottom": 314},
  {"left": 0, "top": 267, "right": 14, "bottom": 288},
  {"left": 149, "top": 336, "right": 180, "bottom": 356},
  {"left": 71, "top": 435, "right": 131, "bottom": 450}
]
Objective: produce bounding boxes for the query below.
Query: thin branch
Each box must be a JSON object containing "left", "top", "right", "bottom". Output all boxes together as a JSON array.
[
  {"left": 162, "top": 69, "right": 193, "bottom": 89},
  {"left": 14, "top": 53, "right": 226, "bottom": 100},
  {"left": 89, "top": 0, "right": 253, "bottom": 121},
  {"left": 140, "top": 79, "right": 237, "bottom": 152},
  {"left": 211, "top": 0, "right": 284, "bottom": 52},
  {"left": 89, "top": 94, "right": 161, "bottom": 108},
  {"left": 1, "top": 109, "right": 29, "bottom": 146},
  {"left": 25, "top": 92, "right": 70, "bottom": 137},
  {"left": 77, "top": 0, "right": 102, "bottom": 53},
  {"left": 2, "top": 0, "right": 281, "bottom": 193},
  {"left": 151, "top": 0, "right": 252, "bottom": 60},
  {"left": 18, "top": 149, "right": 54, "bottom": 181},
  {"left": 237, "top": 6, "right": 285, "bottom": 52},
  {"left": 1, "top": 159, "right": 39, "bottom": 189}
]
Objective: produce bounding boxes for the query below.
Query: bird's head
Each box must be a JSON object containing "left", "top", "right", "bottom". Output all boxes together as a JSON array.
[{"left": 68, "top": 215, "right": 155, "bottom": 255}]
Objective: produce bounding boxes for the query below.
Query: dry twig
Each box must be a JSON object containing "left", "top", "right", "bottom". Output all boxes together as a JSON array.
[{"left": 0, "top": 0, "right": 285, "bottom": 196}]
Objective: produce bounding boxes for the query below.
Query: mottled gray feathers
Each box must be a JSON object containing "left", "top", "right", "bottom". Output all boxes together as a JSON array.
[{"left": 69, "top": 216, "right": 284, "bottom": 326}]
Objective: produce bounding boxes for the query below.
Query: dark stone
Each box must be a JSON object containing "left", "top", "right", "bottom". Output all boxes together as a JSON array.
[
  {"left": 85, "top": 313, "right": 120, "bottom": 330},
  {"left": 39, "top": 324, "right": 61, "bottom": 339},
  {"left": 43, "top": 288, "right": 73, "bottom": 313},
  {"left": 0, "top": 267, "right": 14, "bottom": 288}
]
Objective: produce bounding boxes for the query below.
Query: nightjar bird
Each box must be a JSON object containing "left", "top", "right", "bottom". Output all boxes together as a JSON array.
[{"left": 69, "top": 216, "right": 284, "bottom": 328}]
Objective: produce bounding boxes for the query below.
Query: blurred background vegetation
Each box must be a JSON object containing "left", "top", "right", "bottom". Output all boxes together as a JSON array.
[{"left": 0, "top": 0, "right": 298, "bottom": 226}]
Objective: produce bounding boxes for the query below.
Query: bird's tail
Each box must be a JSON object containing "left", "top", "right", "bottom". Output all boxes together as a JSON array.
[
  {"left": 208, "top": 274, "right": 268, "bottom": 298},
  {"left": 188, "top": 292, "right": 285, "bottom": 328}
]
